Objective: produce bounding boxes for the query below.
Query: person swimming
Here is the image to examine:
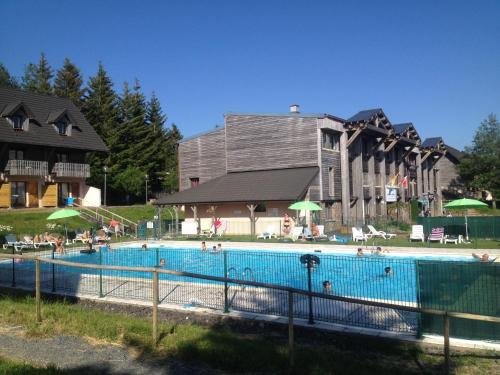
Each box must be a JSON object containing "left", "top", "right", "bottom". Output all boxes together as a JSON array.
[
  {"left": 141, "top": 243, "right": 147, "bottom": 250},
  {"left": 217, "top": 243, "right": 222, "bottom": 252},
  {"left": 201, "top": 241, "right": 207, "bottom": 251},
  {"left": 384, "top": 266, "right": 392, "bottom": 276},
  {"left": 472, "top": 253, "right": 497, "bottom": 262},
  {"left": 356, "top": 248, "right": 364, "bottom": 257},
  {"left": 322, "top": 280, "right": 332, "bottom": 294}
]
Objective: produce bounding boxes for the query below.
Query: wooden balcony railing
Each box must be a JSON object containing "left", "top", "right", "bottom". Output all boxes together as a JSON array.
[
  {"left": 52, "top": 162, "right": 90, "bottom": 178},
  {"left": 5, "top": 160, "right": 48, "bottom": 176}
]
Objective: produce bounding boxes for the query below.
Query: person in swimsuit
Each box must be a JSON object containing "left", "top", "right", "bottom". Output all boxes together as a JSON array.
[{"left": 283, "top": 214, "right": 291, "bottom": 235}]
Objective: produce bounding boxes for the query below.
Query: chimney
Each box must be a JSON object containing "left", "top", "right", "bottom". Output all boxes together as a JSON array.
[{"left": 290, "top": 104, "right": 300, "bottom": 113}]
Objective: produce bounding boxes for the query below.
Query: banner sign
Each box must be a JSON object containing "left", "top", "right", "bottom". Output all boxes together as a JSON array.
[{"left": 386, "top": 186, "right": 398, "bottom": 202}]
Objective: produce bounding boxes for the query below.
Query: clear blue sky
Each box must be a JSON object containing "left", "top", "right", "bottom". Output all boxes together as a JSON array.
[{"left": 1, "top": 0, "right": 499, "bottom": 149}]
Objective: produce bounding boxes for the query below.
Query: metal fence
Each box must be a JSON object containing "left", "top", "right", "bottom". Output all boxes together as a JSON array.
[{"left": 1, "top": 251, "right": 499, "bottom": 374}]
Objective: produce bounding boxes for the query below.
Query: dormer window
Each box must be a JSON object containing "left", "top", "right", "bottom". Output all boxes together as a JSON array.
[
  {"left": 1, "top": 102, "right": 33, "bottom": 132},
  {"left": 12, "top": 114, "right": 25, "bottom": 130},
  {"left": 56, "top": 120, "right": 68, "bottom": 136}
]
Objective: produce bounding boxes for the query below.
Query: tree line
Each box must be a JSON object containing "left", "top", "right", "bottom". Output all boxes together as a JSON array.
[{"left": 0, "top": 54, "right": 181, "bottom": 204}]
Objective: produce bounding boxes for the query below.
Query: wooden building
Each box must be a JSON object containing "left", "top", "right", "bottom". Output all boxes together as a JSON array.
[
  {"left": 0, "top": 87, "right": 107, "bottom": 208},
  {"left": 156, "top": 105, "right": 460, "bottom": 234}
]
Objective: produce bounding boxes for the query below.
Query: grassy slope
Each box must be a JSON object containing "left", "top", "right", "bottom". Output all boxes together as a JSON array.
[{"left": 0, "top": 294, "right": 497, "bottom": 374}]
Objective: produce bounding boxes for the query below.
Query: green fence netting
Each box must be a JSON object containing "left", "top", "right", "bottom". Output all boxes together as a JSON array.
[
  {"left": 416, "top": 216, "right": 500, "bottom": 239},
  {"left": 417, "top": 260, "right": 500, "bottom": 340}
]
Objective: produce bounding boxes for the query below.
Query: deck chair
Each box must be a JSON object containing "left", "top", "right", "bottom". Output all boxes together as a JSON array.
[
  {"left": 2, "top": 234, "right": 30, "bottom": 251},
  {"left": 301, "top": 227, "right": 314, "bottom": 241},
  {"left": 428, "top": 227, "right": 445, "bottom": 244},
  {"left": 217, "top": 220, "right": 228, "bottom": 237},
  {"left": 314, "top": 225, "right": 328, "bottom": 240},
  {"left": 352, "top": 227, "right": 368, "bottom": 242},
  {"left": 257, "top": 225, "right": 277, "bottom": 239},
  {"left": 409, "top": 225, "right": 425, "bottom": 242},
  {"left": 367, "top": 225, "right": 396, "bottom": 239},
  {"left": 290, "top": 226, "right": 304, "bottom": 241}
]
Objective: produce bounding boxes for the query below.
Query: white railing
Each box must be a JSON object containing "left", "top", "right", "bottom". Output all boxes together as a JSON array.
[
  {"left": 5, "top": 160, "right": 48, "bottom": 176},
  {"left": 52, "top": 162, "right": 90, "bottom": 178}
]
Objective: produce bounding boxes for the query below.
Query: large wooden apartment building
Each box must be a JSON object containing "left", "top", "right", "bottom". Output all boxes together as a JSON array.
[
  {"left": 0, "top": 87, "right": 107, "bottom": 208},
  {"left": 156, "top": 105, "right": 461, "bottom": 234}
]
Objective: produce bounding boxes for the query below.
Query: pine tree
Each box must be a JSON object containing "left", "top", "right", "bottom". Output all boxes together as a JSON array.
[
  {"left": 0, "top": 63, "right": 19, "bottom": 88},
  {"left": 22, "top": 53, "right": 53, "bottom": 94},
  {"left": 82, "top": 63, "right": 119, "bottom": 191},
  {"left": 146, "top": 92, "right": 169, "bottom": 191},
  {"left": 54, "top": 58, "right": 85, "bottom": 107},
  {"left": 163, "top": 123, "right": 182, "bottom": 192}
]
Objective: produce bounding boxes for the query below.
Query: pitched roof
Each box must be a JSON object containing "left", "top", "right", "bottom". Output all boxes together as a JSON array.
[
  {"left": 444, "top": 144, "right": 464, "bottom": 161},
  {"left": 0, "top": 87, "right": 107, "bottom": 152},
  {"left": 346, "top": 108, "right": 382, "bottom": 122},
  {"left": 155, "top": 166, "right": 319, "bottom": 205},
  {"left": 421, "top": 137, "right": 443, "bottom": 148},
  {"left": 392, "top": 123, "right": 411, "bottom": 135}
]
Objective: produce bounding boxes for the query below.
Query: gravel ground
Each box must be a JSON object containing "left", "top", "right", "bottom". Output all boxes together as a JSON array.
[{"left": 0, "top": 325, "right": 221, "bottom": 375}]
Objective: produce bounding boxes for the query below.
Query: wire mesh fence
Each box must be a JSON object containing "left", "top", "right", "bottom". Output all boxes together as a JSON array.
[{"left": 0, "top": 246, "right": 498, "bottom": 339}]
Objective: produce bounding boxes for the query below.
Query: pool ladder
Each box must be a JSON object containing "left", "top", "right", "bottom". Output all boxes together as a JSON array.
[{"left": 226, "top": 267, "right": 255, "bottom": 290}]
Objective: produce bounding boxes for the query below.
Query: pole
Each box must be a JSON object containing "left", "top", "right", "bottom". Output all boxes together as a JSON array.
[
  {"left": 288, "top": 291, "right": 295, "bottom": 369},
  {"left": 443, "top": 313, "right": 450, "bottom": 375},
  {"left": 35, "top": 259, "right": 41, "bottom": 323},
  {"left": 307, "top": 262, "right": 314, "bottom": 324},
  {"left": 11, "top": 247, "right": 15, "bottom": 287},
  {"left": 104, "top": 170, "right": 107, "bottom": 206},
  {"left": 224, "top": 250, "right": 229, "bottom": 313},
  {"left": 145, "top": 176, "right": 148, "bottom": 205},
  {"left": 51, "top": 247, "right": 55, "bottom": 292},
  {"left": 99, "top": 247, "right": 103, "bottom": 298},
  {"left": 152, "top": 270, "right": 159, "bottom": 346}
]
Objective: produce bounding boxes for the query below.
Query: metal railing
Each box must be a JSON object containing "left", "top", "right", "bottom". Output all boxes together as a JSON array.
[
  {"left": 52, "top": 162, "right": 90, "bottom": 178},
  {"left": 0, "top": 252, "right": 498, "bottom": 374},
  {"left": 5, "top": 160, "right": 48, "bottom": 176}
]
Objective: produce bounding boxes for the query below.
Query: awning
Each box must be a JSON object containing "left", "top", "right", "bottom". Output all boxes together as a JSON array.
[{"left": 155, "top": 167, "right": 319, "bottom": 205}]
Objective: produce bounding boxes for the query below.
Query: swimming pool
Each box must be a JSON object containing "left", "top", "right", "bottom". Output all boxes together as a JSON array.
[{"left": 59, "top": 246, "right": 472, "bottom": 304}]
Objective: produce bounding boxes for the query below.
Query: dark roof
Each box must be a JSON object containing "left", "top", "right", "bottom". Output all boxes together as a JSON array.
[
  {"left": 155, "top": 167, "right": 319, "bottom": 205},
  {"left": 0, "top": 87, "right": 107, "bottom": 152},
  {"left": 392, "top": 123, "right": 411, "bottom": 135},
  {"left": 421, "top": 137, "right": 443, "bottom": 148},
  {"left": 444, "top": 145, "right": 464, "bottom": 160},
  {"left": 346, "top": 108, "right": 382, "bottom": 122}
]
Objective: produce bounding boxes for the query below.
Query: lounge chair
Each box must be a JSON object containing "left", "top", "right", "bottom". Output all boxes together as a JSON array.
[
  {"left": 314, "top": 225, "right": 328, "bottom": 240},
  {"left": 290, "top": 226, "right": 304, "bottom": 241},
  {"left": 444, "top": 234, "right": 463, "bottom": 244},
  {"left": 257, "top": 225, "right": 277, "bottom": 240},
  {"left": 352, "top": 227, "right": 368, "bottom": 242},
  {"left": 409, "top": 225, "right": 425, "bottom": 242},
  {"left": 428, "top": 227, "right": 445, "bottom": 244},
  {"left": 367, "top": 225, "right": 396, "bottom": 239},
  {"left": 34, "top": 234, "right": 55, "bottom": 248},
  {"left": 2, "top": 234, "right": 30, "bottom": 251},
  {"left": 301, "top": 227, "right": 314, "bottom": 241},
  {"left": 217, "top": 220, "right": 228, "bottom": 237},
  {"left": 73, "top": 232, "right": 91, "bottom": 244}
]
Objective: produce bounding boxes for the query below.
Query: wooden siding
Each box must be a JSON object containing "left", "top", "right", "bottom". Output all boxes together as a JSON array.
[
  {"left": 436, "top": 154, "right": 460, "bottom": 191},
  {"left": 225, "top": 115, "right": 318, "bottom": 172},
  {"left": 321, "top": 150, "right": 342, "bottom": 200},
  {"left": 0, "top": 182, "right": 10, "bottom": 208},
  {"left": 42, "top": 183, "right": 57, "bottom": 207},
  {"left": 178, "top": 129, "right": 226, "bottom": 191}
]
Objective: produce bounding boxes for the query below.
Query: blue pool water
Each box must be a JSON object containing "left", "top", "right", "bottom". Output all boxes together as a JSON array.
[{"left": 59, "top": 246, "right": 472, "bottom": 303}]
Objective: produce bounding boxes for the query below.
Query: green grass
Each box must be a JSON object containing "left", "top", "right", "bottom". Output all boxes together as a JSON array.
[
  {"left": 0, "top": 357, "right": 63, "bottom": 375},
  {"left": 0, "top": 293, "right": 497, "bottom": 374}
]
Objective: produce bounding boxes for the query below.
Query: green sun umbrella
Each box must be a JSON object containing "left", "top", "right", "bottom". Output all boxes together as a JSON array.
[
  {"left": 444, "top": 198, "right": 488, "bottom": 240},
  {"left": 288, "top": 201, "right": 322, "bottom": 211},
  {"left": 47, "top": 209, "right": 80, "bottom": 244}
]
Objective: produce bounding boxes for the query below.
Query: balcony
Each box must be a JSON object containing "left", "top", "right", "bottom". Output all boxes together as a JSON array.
[
  {"left": 52, "top": 162, "right": 90, "bottom": 178},
  {"left": 5, "top": 160, "right": 48, "bottom": 176}
]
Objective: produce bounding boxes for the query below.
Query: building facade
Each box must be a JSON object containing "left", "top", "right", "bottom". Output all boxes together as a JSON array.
[
  {"left": 157, "top": 105, "right": 459, "bottom": 234},
  {"left": 0, "top": 87, "right": 107, "bottom": 208}
]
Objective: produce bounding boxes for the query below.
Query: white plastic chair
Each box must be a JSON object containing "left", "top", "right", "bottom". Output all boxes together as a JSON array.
[
  {"left": 352, "top": 227, "right": 368, "bottom": 242},
  {"left": 367, "top": 225, "right": 396, "bottom": 239},
  {"left": 409, "top": 225, "right": 425, "bottom": 242}
]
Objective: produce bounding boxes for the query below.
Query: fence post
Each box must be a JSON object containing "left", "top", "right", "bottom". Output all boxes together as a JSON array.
[
  {"left": 99, "top": 247, "right": 103, "bottom": 298},
  {"left": 156, "top": 247, "right": 160, "bottom": 268},
  {"left": 35, "top": 259, "right": 41, "bottom": 323},
  {"left": 288, "top": 291, "right": 294, "bottom": 370},
  {"left": 11, "top": 247, "right": 15, "bottom": 287},
  {"left": 443, "top": 313, "right": 450, "bottom": 375},
  {"left": 152, "top": 270, "right": 159, "bottom": 346},
  {"left": 223, "top": 250, "right": 229, "bottom": 313},
  {"left": 51, "top": 247, "right": 55, "bottom": 292}
]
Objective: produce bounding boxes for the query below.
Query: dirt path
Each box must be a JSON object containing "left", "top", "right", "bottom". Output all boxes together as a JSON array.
[{"left": 0, "top": 325, "right": 219, "bottom": 375}]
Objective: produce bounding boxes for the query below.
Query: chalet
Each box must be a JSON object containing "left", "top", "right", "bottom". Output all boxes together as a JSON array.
[
  {"left": 0, "top": 87, "right": 107, "bottom": 208},
  {"left": 155, "top": 105, "right": 460, "bottom": 234}
]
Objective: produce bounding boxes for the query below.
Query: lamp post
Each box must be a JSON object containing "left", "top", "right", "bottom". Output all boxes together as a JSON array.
[
  {"left": 145, "top": 174, "right": 149, "bottom": 204},
  {"left": 103, "top": 165, "right": 108, "bottom": 206}
]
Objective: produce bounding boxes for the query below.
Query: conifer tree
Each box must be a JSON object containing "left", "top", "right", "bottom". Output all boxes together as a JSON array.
[
  {"left": 82, "top": 63, "right": 119, "bottom": 190},
  {"left": 54, "top": 58, "right": 85, "bottom": 107},
  {"left": 22, "top": 53, "right": 53, "bottom": 94},
  {"left": 0, "top": 63, "right": 19, "bottom": 88}
]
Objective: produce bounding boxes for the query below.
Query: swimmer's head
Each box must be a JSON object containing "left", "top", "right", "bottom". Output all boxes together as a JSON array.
[{"left": 384, "top": 267, "right": 392, "bottom": 274}]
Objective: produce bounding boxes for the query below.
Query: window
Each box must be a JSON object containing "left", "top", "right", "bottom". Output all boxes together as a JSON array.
[
  {"left": 12, "top": 114, "right": 25, "bottom": 130},
  {"left": 190, "top": 178, "right": 199, "bottom": 188},
  {"left": 321, "top": 131, "right": 340, "bottom": 151},
  {"left": 56, "top": 120, "right": 68, "bottom": 135},
  {"left": 56, "top": 153, "right": 69, "bottom": 163},
  {"left": 9, "top": 149, "right": 24, "bottom": 160},
  {"left": 255, "top": 203, "right": 266, "bottom": 212},
  {"left": 11, "top": 182, "right": 26, "bottom": 207},
  {"left": 328, "top": 166, "right": 334, "bottom": 196}
]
